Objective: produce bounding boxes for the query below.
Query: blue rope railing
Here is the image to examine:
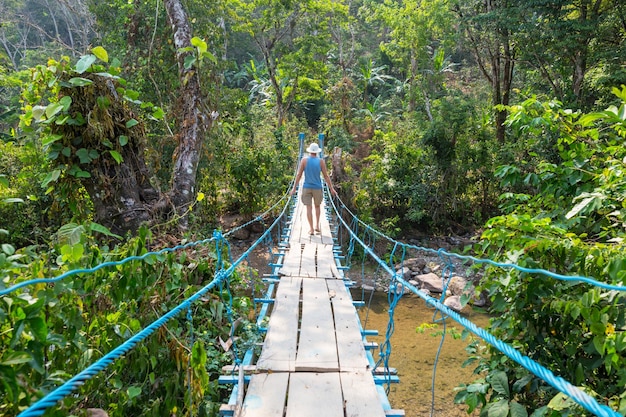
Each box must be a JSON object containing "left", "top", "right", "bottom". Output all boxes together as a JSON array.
[
  {"left": 6, "top": 132, "right": 625, "bottom": 417},
  {"left": 326, "top": 191, "right": 622, "bottom": 417},
  {"left": 17, "top": 194, "right": 292, "bottom": 417}
]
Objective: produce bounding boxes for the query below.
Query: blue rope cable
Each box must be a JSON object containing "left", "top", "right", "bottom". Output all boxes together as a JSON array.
[
  {"left": 329, "top": 194, "right": 626, "bottom": 293},
  {"left": 325, "top": 194, "right": 621, "bottom": 417},
  {"left": 1, "top": 195, "right": 291, "bottom": 298},
  {"left": 0, "top": 237, "right": 218, "bottom": 296},
  {"left": 18, "top": 196, "right": 292, "bottom": 417}
]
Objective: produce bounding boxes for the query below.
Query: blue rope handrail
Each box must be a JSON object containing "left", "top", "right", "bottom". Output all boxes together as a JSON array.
[
  {"left": 333, "top": 196, "right": 626, "bottom": 292},
  {"left": 0, "top": 193, "right": 290, "bottom": 297},
  {"left": 17, "top": 194, "right": 292, "bottom": 417},
  {"left": 326, "top": 191, "right": 621, "bottom": 417}
]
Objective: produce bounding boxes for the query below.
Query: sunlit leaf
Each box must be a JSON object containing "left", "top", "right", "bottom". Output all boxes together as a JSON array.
[
  {"left": 92, "top": 46, "right": 109, "bottom": 63},
  {"left": 89, "top": 222, "right": 122, "bottom": 239},
  {"left": 45, "top": 102, "right": 64, "bottom": 119},
  {"left": 126, "top": 119, "right": 139, "bottom": 128},
  {"left": 0, "top": 351, "right": 33, "bottom": 366},
  {"left": 191, "top": 37, "right": 207, "bottom": 54},
  {"left": 109, "top": 150, "right": 123, "bottom": 164}
]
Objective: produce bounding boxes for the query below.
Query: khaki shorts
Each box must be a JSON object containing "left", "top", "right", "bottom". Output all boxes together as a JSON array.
[{"left": 301, "top": 188, "right": 323, "bottom": 206}]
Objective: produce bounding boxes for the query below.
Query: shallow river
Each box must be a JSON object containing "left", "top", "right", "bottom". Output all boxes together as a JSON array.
[{"left": 351, "top": 289, "right": 491, "bottom": 417}]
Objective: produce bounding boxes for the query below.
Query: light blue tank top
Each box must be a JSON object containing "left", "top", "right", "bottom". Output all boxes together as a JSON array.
[{"left": 303, "top": 156, "right": 322, "bottom": 189}]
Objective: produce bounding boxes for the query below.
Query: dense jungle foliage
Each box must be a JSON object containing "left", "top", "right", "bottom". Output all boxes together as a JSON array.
[{"left": 1, "top": 0, "right": 626, "bottom": 416}]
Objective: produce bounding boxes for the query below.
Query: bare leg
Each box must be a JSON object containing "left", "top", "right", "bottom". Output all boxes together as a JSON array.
[
  {"left": 314, "top": 204, "right": 321, "bottom": 232},
  {"left": 306, "top": 204, "right": 314, "bottom": 234}
]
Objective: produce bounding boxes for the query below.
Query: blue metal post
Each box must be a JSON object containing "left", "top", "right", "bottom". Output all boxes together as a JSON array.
[
  {"left": 299, "top": 132, "right": 305, "bottom": 157},
  {"left": 318, "top": 132, "right": 325, "bottom": 158}
]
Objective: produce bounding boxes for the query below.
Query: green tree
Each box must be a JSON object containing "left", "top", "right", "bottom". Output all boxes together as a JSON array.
[
  {"left": 364, "top": 0, "right": 456, "bottom": 113},
  {"left": 513, "top": 0, "right": 626, "bottom": 107},
  {"left": 453, "top": 0, "right": 517, "bottom": 143},
  {"left": 229, "top": 0, "right": 348, "bottom": 127}
]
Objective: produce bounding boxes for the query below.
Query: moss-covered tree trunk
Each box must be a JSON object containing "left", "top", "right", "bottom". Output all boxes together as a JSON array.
[
  {"left": 165, "top": 0, "right": 210, "bottom": 230},
  {"left": 54, "top": 75, "right": 160, "bottom": 235}
]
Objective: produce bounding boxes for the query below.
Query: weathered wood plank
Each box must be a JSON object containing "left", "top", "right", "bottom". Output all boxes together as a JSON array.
[
  {"left": 285, "top": 372, "right": 344, "bottom": 417},
  {"left": 316, "top": 244, "right": 340, "bottom": 278},
  {"left": 278, "top": 245, "right": 301, "bottom": 277},
  {"left": 256, "top": 277, "right": 302, "bottom": 372},
  {"left": 299, "top": 243, "right": 317, "bottom": 278},
  {"left": 239, "top": 372, "right": 289, "bottom": 417},
  {"left": 341, "top": 371, "right": 387, "bottom": 417},
  {"left": 327, "top": 279, "right": 370, "bottom": 372},
  {"left": 295, "top": 278, "right": 339, "bottom": 371}
]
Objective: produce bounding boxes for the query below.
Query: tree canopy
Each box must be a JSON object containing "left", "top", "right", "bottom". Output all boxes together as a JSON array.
[{"left": 1, "top": 0, "right": 626, "bottom": 415}]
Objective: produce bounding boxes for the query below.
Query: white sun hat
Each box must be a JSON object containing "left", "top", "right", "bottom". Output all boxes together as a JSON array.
[{"left": 306, "top": 143, "right": 322, "bottom": 153}]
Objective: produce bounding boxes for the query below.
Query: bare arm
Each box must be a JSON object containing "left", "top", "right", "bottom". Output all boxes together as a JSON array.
[
  {"left": 320, "top": 160, "right": 337, "bottom": 196},
  {"left": 290, "top": 158, "right": 307, "bottom": 195}
]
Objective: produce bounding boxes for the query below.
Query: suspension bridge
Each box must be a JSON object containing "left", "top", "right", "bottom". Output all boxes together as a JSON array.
[{"left": 3, "top": 133, "right": 625, "bottom": 417}]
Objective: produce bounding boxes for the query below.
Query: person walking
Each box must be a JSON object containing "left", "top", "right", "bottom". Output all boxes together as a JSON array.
[{"left": 290, "top": 142, "right": 337, "bottom": 235}]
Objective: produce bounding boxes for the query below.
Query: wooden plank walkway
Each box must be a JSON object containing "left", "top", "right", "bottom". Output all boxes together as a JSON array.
[{"left": 221, "top": 186, "right": 397, "bottom": 417}]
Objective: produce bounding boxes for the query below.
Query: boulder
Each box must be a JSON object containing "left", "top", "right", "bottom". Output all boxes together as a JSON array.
[
  {"left": 415, "top": 272, "right": 443, "bottom": 293},
  {"left": 444, "top": 295, "right": 463, "bottom": 312}
]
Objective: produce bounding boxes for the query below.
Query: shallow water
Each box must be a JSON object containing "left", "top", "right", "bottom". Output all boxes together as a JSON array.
[{"left": 352, "top": 289, "right": 490, "bottom": 417}]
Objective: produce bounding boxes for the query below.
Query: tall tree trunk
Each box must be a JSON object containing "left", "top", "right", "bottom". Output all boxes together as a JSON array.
[{"left": 164, "top": 0, "right": 210, "bottom": 229}]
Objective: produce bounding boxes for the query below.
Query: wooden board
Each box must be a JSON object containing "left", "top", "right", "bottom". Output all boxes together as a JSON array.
[
  {"left": 278, "top": 245, "right": 302, "bottom": 277},
  {"left": 316, "top": 244, "right": 340, "bottom": 279},
  {"left": 340, "top": 371, "right": 387, "bottom": 417},
  {"left": 240, "top": 372, "right": 289, "bottom": 417},
  {"left": 295, "top": 278, "right": 339, "bottom": 371},
  {"left": 327, "top": 279, "right": 370, "bottom": 372},
  {"left": 299, "top": 243, "right": 317, "bottom": 278},
  {"left": 256, "top": 277, "right": 302, "bottom": 372},
  {"left": 285, "top": 372, "right": 344, "bottom": 417}
]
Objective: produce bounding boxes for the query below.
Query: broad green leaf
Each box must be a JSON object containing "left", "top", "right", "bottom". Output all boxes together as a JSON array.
[
  {"left": 489, "top": 371, "right": 510, "bottom": 397},
  {"left": 89, "top": 222, "right": 122, "bottom": 239},
  {"left": 32, "top": 106, "right": 46, "bottom": 121},
  {"left": 151, "top": 107, "right": 164, "bottom": 120},
  {"left": 92, "top": 46, "right": 109, "bottom": 62},
  {"left": 68, "top": 77, "right": 93, "bottom": 87},
  {"left": 125, "top": 119, "right": 139, "bottom": 128},
  {"left": 118, "top": 135, "right": 128, "bottom": 146},
  {"left": 41, "top": 169, "right": 62, "bottom": 187},
  {"left": 45, "top": 102, "right": 64, "bottom": 119},
  {"left": 59, "top": 96, "right": 72, "bottom": 110},
  {"left": 0, "top": 351, "right": 32, "bottom": 366},
  {"left": 28, "top": 317, "right": 48, "bottom": 343},
  {"left": 109, "top": 150, "right": 123, "bottom": 164},
  {"left": 184, "top": 55, "right": 196, "bottom": 70},
  {"left": 75, "top": 170, "right": 91, "bottom": 178},
  {"left": 201, "top": 50, "right": 218, "bottom": 65},
  {"left": 62, "top": 147, "right": 71, "bottom": 157},
  {"left": 41, "top": 133, "right": 63, "bottom": 147},
  {"left": 127, "top": 386, "right": 142, "bottom": 399},
  {"left": 75, "top": 54, "right": 97, "bottom": 74},
  {"left": 509, "top": 401, "right": 528, "bottom": 417},
  {"left": 488, "top": 399, "right": 509, "bottom": 417},
  {"left": 2, "top": 243, "right": 15, "bottom": 255},
  {"left": 76, "top": 148, "right": 92, "bottom": 164},
  {"left": 547, "top": 392, "right": 578, "bottom": 411},
  {"left": 0, "top": 176, "right": 8, "bottom": 188},
  {"left": 191, "top": 37, "right": 207, "bottom": 54}
]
